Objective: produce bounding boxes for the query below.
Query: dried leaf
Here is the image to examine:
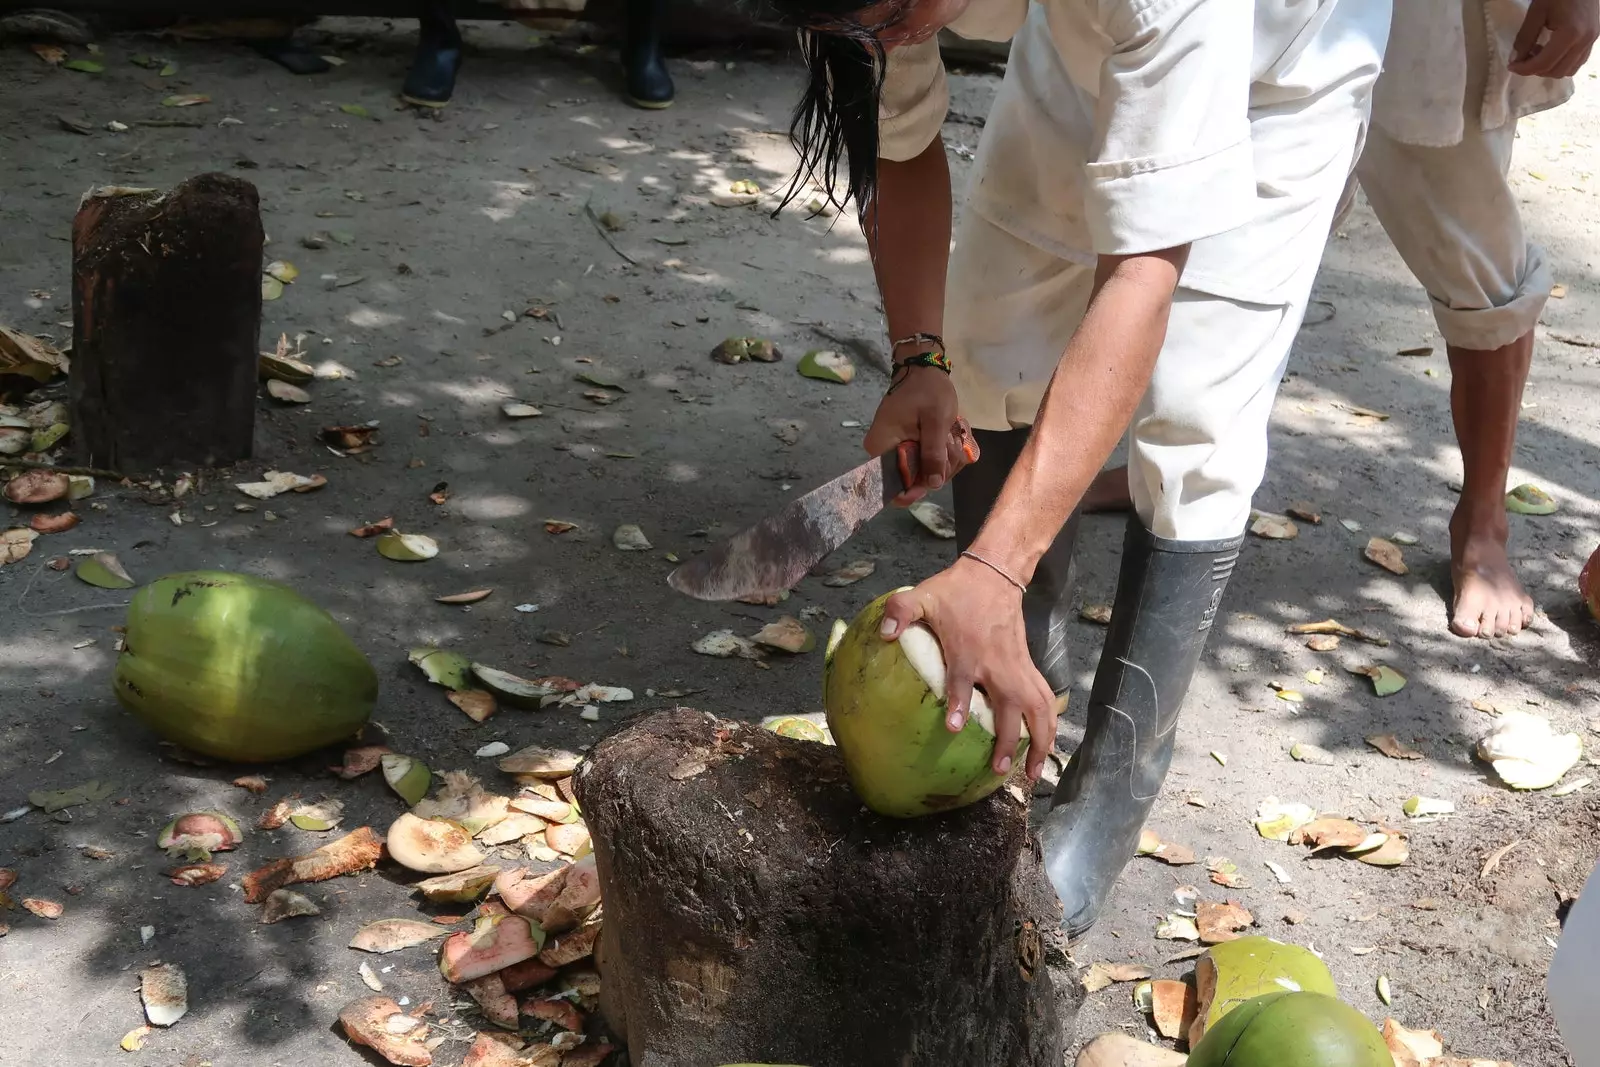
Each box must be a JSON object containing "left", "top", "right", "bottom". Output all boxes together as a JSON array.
[
  {"left": 1402, "top": 796, "right": 1455, "bottom": 819},
  {"left": 1082, "top": 962, "right": 1152, "bottom": 994},
  {"left": 1196, "top": 900, "right": 1252, "bottom": 944},
  {"left": 377, "top": 531, "right": 439, "bottom": 562},
  {"left": 22, "top": 897, "right": 63, "bottom": 919},
  {"left": 908, "top": 500, "right": 957, "bottom": 539},
  {"left": 169, "top": 863, "right": 227, "bottom": 887},
  {"left": 1268, "top": 682, "right": 1304, "bottom": 703},
  {"left": 0, "top": 528, "right": 38, "bottom": 566},
  {"left": 161, "top": 94, "right": 209, "bottom": 107},
  {"left": 611, "top": 524, "right": 651, "bottom": 551},
  {"left": 260, "top": 888, "right": 321, "bottom": 923},
  {"left": 1285, "top": 501, "right": 1322, "bottom": 524},
  {"left": 1366, "top": 734, "right": 1423, "bottom": 760},
  {"left": 1290, "top": 818, "right": 1370, "bottom": 851},
  {"left": 448, "top": 690, "right": 499, "bottom": 724},
  {"left": 1249, "top": 512, "right": 1299, "bottom": 540},
  {"left": 333, "top": 745, "right": 391, "bottom": 779},
  {"left": 1364, "top": 537, "right": 1408, "bottom": 575},
  {"left": 1306, "top": 634, "right": 1341, "bottom": 652},
  {"left": 1287, "top": 618, "right": 1389, "bottom": 646},
  {"left": 501, "top": 402, "right": 541, "bottom": 419},
  {"left": 348, "top": 517, "right": 395, "bottom": 539},
  {"left": 28, "top": 779, "right": 117, "bottom": 813},
  {"left": 823, "top": 559, "right": 875, "bottom": 587},
  {"left": 1479, "top": 840, "right": 1521, "bottom": 880},
  {"left": 1254, "top": 798, "right": 1317, "bottom": 841},
  {"left": 120, "top": 1025, "right": 153, "bottom": 1052},
  {"left": 543, "top": 520, "right": 578, "bottom": 535},
  {"left": 1156, "top": 914, "right": 1200, "bottom": 941},
  {"left": 1290, "top": 742, "right": 1335, "bottom": 766},
  {"left": 350, "top": 918, "right": 449, "bottom": 953},
  {"left": 1147, "top": 838, "right": 1197, "bottom": 866}
]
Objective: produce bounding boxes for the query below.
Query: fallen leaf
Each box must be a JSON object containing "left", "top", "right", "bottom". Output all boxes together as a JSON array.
[
  {"left": 242, "top": 826, "right": 383, "bottom": 902},
  {"left": 260, "top": 888, "right": 321, "bottom": 923},
  {"left": 1255, "top": 798, "right": 1317, "bottom": 841},
  {"left": 1476, "top": 710, "right": 1583, "bottom": 790},
  {"left": 1306, "top": 634, "right": 1341, "bottom": 652},
  {"left": 162, "top": 94, "right": 210, "bottom": 107},
  {"left": 1333, "top": 401, "right": 1391, "bottom": 421},
  {"left": 908, "top": 500, "right": 957, "bottom": 539},
  {"left": 1264, "top": 860, "right": 1291, "bottom": 884},
  {"left": 1286, "top": 618, "right": 1390, "bottom": 646},
  {"left": 1552, "top": 777, "right": 1591, "bottom": 797},
  {"left": 31, "top": 43, "right": 66, "bottom": 65},
  {"left": 751, "top": 616, "right": 814, "bottom": 654},
  {"left": 22, "top": 897, "right": 63, "bottom": 919},
  {"left": 691, "top": 629, "right": 764, "bottom": 659},
  {"left": 63, "top": 58, "right": 104, "bottom": 73},
  {"left": 340, "top": 103, "right": 375, "bottom": 119},
  {"left": 1147, "top": 838, "right": 1197, "bottom": 866},
  {"left": 1352, "top": 664, "right": 1407, "bottom": 697},
  {"left": 1290, "top": 818, "right": 1370, "bottom": 851},
  {"left": 28, "top": 779, "right": 117, "bottom": 813},
  {"left": 1250, "top": 512, "right": 1299, "bottom": 540},
  {"left": 1207, "top": 857, "right": 1246, "bottom": 888},
  {"left": 1080, "top": 603, "right": 1113, "bottom": 625},
  {"left": 169, "top": 863, "right": 228, "bottom": 887},
  {"left": 376, "top": 532, "right": 439, "bottom": 561},
  {"left": 798, "top": 349, "right": 856, "bottom": 384},
  {"left": 1364, "top": 537, "right": 1408, "bottom": 575},
  {"left": 1268, "top": 682, "right": 1304, "bottom": 703},
  {"left": 575, "top": 370, "right": 625, "bottom": 391},
  {"left": 1376, "top": 974, "right": 1393, "bottom": 1005},
  {"left": 1366, "top": 734, "right": 1423, "bottom": 760},
  {"left": 350, "top": 918, "right": 449, "bottom": 953},
  {"left": 120, "top": 1025, "right": 153, "bottom": 1052},
  {"left": 501, "top": 402, "right": 541, "bottom": 419},
  {"left": 612, "top": 524, "right": 651, "bottom": 551},
  {"left": 1402, "top": 796, "right": 1455, "bottom": 819},
  {"left": 448, "top": 690, "right": 499, "bottom": 724},
  {"left": 543, "top": 520, "right": 578, "bottom": 535},
  {"left": 1290, "top": 742, "right": 1335, "bottom": 765},
  {"left": 1082, "top": 961, "right": 1152, "bottom": 993},
  {"left": 348, "top": 517, "right": 395, "bottom": 539},
  {"left": 1480, "top": 839, "right": 1521, "bottom": 880},
  {"left": 1156, "top": 914, "right": 1200, "bottom": 941},
  {"left": 338, "top": 995, "right": 433, "bottom": 1066},
  {"left": 1196, "top": 900, "right": 1252, "bottom": 943},
  {"left": 1505, "top": 483, "right": 1558, "bottom": 516},
  {"left": 1285, "top": 501, "right": 1322, "bottom": 524},
  {"left": 823, "top": 559, "right": 875, "bottom": 586}
]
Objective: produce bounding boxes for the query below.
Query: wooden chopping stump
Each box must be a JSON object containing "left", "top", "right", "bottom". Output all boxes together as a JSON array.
[
  {"left": 576, "top": 707, "right": 1077, "bottom": 1067},
  {"left": 70, "top": 173, "right": 262, "bottom": 472}
]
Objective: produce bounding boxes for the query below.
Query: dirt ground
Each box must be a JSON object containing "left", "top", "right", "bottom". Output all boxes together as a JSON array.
[{"left": 1, "top": 13, "right": 1598, "bottom": 1067}]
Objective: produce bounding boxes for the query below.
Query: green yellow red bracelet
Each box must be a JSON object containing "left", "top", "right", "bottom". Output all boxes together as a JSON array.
[{"left": 893, "top": 350, "right": 952, "bottom": 375}]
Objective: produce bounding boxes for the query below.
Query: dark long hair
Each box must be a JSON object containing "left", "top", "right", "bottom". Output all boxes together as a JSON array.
[{"left": 768, "top": 1, "right": 897, "bottom": 214}]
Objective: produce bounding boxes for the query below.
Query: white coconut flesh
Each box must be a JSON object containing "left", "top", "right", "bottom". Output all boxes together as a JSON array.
[{"left": 894, "top": 622, "right": 1029, "bottom": 744}]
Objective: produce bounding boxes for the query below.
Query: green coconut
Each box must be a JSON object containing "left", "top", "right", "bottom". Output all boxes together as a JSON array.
[
  {"left": 1190, "top": 936, "right": 1337, "bottom": 1046},
  {"left": 1187, "top": 992, "right": 1391, "bottom": 1067},
  {"left": 115, "top": 571, "right": 377, "bottom": 762},
  {"left": 823, "top": 588, "right": 1029, "bottom": 818}
]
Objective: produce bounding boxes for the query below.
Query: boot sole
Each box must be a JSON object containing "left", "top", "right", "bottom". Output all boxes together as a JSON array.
[
  {"left": 400, "top": 94, "right": 451, "bottom": 109},
  {"left": 626, "top": 96, "right": 674, "bottom": 110}
]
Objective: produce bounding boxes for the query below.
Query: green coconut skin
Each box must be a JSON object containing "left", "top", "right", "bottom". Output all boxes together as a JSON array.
[
  {"left": 1187, "top": 992, "right": 1392, "bottom": 1067},
  {"left": 115, "top": 571, "right": 377, "bottom": 762},
  {"left": 823, "top": 589, "right": 1023, "bottom": 818}
]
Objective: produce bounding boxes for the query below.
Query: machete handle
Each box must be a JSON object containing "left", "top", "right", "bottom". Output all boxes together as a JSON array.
[{"left": 892, "top": 418, "right": 981, "bottom": 492}]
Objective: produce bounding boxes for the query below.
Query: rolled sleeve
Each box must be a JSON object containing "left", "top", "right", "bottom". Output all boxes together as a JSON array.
[
  {"left": 879, "top": 38, "right": 949, "bottom": 162},
  {"left": 1084, "top": 0, "right": 1256, "bottom": 254}
]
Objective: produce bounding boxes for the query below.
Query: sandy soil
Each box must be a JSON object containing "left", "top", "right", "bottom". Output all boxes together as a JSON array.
[{"left": 1, "top": 14, "right": 1597, "bottom": 1067}]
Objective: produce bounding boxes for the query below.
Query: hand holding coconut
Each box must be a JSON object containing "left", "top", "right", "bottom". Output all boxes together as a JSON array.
[{"left": 879, "top": 560, "right": 1058, "bottom": 781}]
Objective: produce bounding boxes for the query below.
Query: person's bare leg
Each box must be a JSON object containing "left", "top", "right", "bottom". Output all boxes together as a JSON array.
[
  {"left": 1448, "top": 331, "right": 1537, "bottom": 638},
  {"left": 1082, "top": 465, "right": 1134, "bottom": 513}
]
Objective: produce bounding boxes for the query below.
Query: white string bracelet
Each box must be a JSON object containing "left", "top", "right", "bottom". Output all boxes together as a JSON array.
[{"left": 959, "top": 550, "right": 1027, "bottom": 594}]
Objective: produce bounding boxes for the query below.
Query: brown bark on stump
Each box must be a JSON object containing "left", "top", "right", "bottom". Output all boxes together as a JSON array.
[
  {"left": 70, "top": 173, "right": 262, "bottom": 472},
  {"left": 576, "top": 707, "right": 1077, "bottom": 1067}
]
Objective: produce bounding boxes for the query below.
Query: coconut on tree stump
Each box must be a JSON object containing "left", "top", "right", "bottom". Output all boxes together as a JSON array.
[
  {"left": 575, "top": 706, "right": 1077, "bottom": 1067},
  {"left": 70, "top": 173, "right": 262, "bottom": 472}
]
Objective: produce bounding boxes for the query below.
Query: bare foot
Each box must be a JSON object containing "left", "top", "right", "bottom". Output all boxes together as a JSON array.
[
  {"left": 1082, "top": 466, "right": 1133, "bottom": 514},
  {"left": 1449, "top": 502, "right": 1535, "bottom": 638}
]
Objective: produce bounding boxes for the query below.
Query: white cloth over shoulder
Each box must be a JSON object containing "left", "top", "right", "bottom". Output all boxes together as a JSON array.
[{"left": 1371, "top": 0, "right": 1572, "bottom": 146}]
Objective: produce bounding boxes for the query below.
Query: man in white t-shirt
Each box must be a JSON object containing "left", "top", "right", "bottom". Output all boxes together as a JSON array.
[
  {"left": 772, "top": 0, "right": 1389, "bottom": 935},
  {"left": 1084, "top": 0, "right": 1597, "bottom": 640}
]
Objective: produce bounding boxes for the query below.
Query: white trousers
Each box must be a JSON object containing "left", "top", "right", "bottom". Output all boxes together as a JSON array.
[{"left": 1550, "top": 860, "right": 1600, "bottom": 1065}]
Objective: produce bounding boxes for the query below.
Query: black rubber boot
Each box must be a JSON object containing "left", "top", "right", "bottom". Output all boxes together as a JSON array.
[
  {"left": 952, "top": 427, "right": 1081, "bottom": 696},
  {"left": 401, "top": 0, "right": 462, "bottom": 109},
  {"left": 1040, "top": 518, "right": 1243, "bottom": 937},
  {"left": 621, "top": 0, "right": 674, "bottom": 109}
]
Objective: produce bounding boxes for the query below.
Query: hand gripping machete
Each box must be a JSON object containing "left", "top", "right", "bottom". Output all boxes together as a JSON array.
[{"left": 666, "top": 421, "right": 979, "bottom": 602}]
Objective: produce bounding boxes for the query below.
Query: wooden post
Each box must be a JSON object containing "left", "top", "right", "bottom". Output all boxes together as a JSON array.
[
  {"left": 576, "top": 707, "right": 1077, "bottom": 1067},
  {"left": 70, "top": 173, "right": 262, "bottom": 473}
]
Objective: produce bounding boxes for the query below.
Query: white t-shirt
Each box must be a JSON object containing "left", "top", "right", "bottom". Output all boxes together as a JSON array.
[{"left": 880, "top": 0, "right": 1390, "bottom": 298}]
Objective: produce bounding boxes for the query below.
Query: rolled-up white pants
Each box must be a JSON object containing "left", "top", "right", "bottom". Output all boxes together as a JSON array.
[{"left": 1550, "top": 860, "right": 1600, "bottom": 1065}]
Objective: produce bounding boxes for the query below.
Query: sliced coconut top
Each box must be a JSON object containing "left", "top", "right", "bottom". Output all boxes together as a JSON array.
[{"left": 894, "top": 622, "right": 1024, "bottom": 742}]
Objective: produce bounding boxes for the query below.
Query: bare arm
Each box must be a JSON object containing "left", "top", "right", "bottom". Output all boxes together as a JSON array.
[
  {"left": 859, "top": 134, "right": 965, "bottom": 494},
  {"left": 967, "top": 247, "right": 1190, "bottom": 581}
]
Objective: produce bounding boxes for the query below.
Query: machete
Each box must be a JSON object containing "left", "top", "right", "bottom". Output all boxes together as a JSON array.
[{"left": 667, "top": 422, "right": 978, "bottom": 602}]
